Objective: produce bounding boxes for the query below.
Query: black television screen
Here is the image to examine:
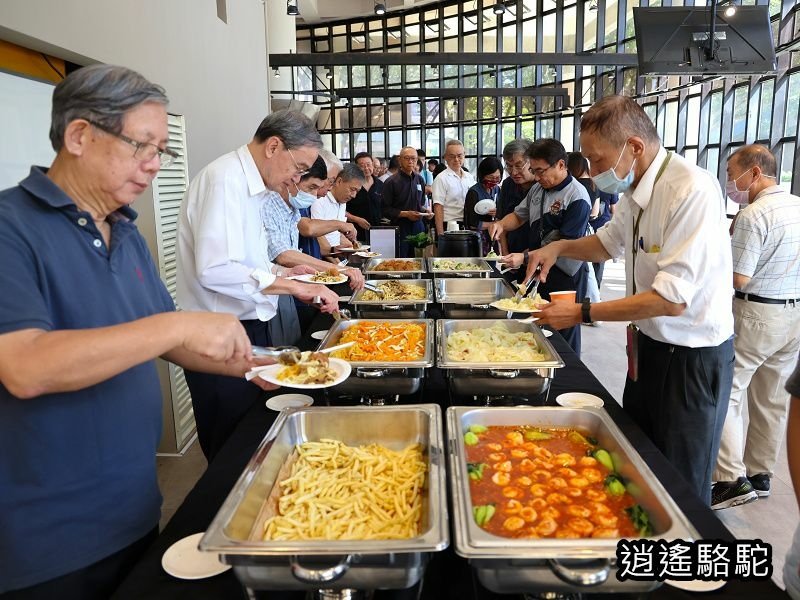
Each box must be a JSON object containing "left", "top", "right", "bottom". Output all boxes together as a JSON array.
[{"left": 633, "top": 6, "right": 776, "bottom": 75}]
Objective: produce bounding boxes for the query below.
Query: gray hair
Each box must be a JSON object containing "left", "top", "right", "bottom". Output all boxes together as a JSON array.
[
  {"left": 253, "top": 109, "right": 322, "bottom": 149},
  {"left": 502, "top": 139, "right": 532, "bottom": 162},
  {"left": 445, "top": 139, "right": 464, "bottom": 151},
  {"left": 339, "top": 162, "right": 366, "bottom": 183},
  {"left": 319, "top": 148, "right": 343, "bottom": 173},
  {"left": 49, "top": 64, "right": 168, "bottom": 152}
]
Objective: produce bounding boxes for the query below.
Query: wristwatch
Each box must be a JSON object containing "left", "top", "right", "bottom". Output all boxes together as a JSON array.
[{"left": 581, "top": 298, "right": 593, "bottom": 324}]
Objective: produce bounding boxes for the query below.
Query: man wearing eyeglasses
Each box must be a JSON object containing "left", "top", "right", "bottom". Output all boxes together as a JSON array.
[
  {"left": 495, "top": 139, "right": 535, "bottom": 259},
  {"left": 490, "top": 138, "right": 592, "bottom": 355},
  {"left": 0, "top": 65, "right": 276, "bottom": 599},
  {"left": 177, "top": 109, "right": 340, "bottom": 461},
  {"left": 432, "top": 139, "right": 476, "bottom": 235},
  {"left": 382, "top": 146, "right": 435, "bottom": 257}
]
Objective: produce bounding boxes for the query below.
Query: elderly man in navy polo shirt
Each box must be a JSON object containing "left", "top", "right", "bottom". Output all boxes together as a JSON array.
[{"left": 0, "top": 65, "right": 273, "bottom": 600}]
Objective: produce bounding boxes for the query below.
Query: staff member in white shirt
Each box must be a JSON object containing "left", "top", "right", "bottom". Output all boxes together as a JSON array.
[
  {"left": 525, "top": 95, "right": 735, "bottom": 505},
  {"left": 310, "top": 163, "right": 364, "bottom": 258},
  {"left": 432, "top": 139, "right": 476, "bottom": 235},
  {"left": 711, "top": 144, "right": 800, "bottom": 509},
  {"left": 176, "top": 110, "right": 339, "bottom": 461}
]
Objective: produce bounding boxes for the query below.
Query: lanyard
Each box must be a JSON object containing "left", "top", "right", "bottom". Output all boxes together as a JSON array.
[{"left": 631, "top": 151, "right": 672, "bottom": 295}]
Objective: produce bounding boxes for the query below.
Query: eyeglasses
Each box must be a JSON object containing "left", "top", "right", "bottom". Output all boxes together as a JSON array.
[
  {"left": 400, "top": 155, "right": 418, "bottom": 161},
  {"left": 283, "top": 143, "right": 310, "bottom": 177},
  {"left": 530, "top": 163, "right": 556, "bottom": 178},
  {"left": 87, "top": 120, "right": 178, "bottom": 168},
  {"left": 504, "top": 160, "right": 530, "bottom": 174}
]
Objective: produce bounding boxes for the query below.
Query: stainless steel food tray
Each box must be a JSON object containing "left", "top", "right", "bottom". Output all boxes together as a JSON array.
[
  {"left": 426, "top": 257, "right": 492, "bottom": 278},
  {"left": 434, "top": 278, "right": 515, "bottom": 312},
  {"left": 446, "top": 406, "right": 698, "bottom": 593},
  {"left": 202, "top": 405, "right": 448, "bottom": 591},
  {"left": 350, "top": 279, "right": 433, "bottom": 307},
  {"left": 364, "top": 257, "right": 426, "bottom": 279}
]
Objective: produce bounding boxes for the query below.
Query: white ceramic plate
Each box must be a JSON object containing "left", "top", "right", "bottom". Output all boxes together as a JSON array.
[
  {"left": 664, "top": 579, "right": 727, "bottom": 593},
  {"left": 293, "top": 273, "right": 349, "bottom": 285},
  {"left": 257, "top": 358, "right": 352, "bottom": 389},
  {"left": 310, "top": 330, "right": 328, "bottom": 340},
  {"left": 489, "top": 300, "right": 543, "bottom": 313},
  {"left": 474, "top": 199, "right": 497, "bottom": 216},
  {"left": 354, "top": 251, "right": 381, "bottom": 258},
  {"left": 161, "top": 533, "right": 231, "bottom": 580},
  {"left": 266, "top": 393, "right": 314, "bottom": 411},
  {"left": 555, "top": 392, "right": 605, "bottom": 408}
]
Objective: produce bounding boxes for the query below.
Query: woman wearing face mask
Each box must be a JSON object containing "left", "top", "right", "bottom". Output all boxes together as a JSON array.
[{"left": 464, "top": 156, "right": 503, "bottom": 255}]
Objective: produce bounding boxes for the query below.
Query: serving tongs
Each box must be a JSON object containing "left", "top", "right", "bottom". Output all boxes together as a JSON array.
[
  {"left": 513, "top": 266, "right": 542, "bottom": 304},
  {"left": 307, "top": 295, "right": 351, "bottom": 321},
  {"left": 363, "top": 282, "right": 385, "bottom": 297}
]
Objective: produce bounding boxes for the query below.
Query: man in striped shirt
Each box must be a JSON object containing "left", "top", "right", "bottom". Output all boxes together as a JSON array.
[{"left": 712, "top": 144, "right": 800, "bottom": 509}]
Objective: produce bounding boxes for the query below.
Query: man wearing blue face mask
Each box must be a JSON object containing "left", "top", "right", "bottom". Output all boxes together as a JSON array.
[
  {"left": 523, "top": 95, "right": 735, "bottom": 506},
  {"left": 711, "top": 145, "right": 800, "bottom": 510},
  {"left": 262, "top": 155, "right": 365, "bottom": 293}
]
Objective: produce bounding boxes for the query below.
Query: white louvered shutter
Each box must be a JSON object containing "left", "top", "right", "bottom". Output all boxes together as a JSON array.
[{"left": 152, "top": 114, "right": 195, "bottom": 452}]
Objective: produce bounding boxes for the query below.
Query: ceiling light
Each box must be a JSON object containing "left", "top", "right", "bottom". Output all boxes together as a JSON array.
[
  {"left": 286, "top": 0, "right": 299, "bottom": 16},
  {"left": 374, "top": 2, "right": 386, "bottom": 15},
  {"left": 326, "top": 68, "right": 334, "bottom": 79},
  {"left": 724, "top": 3, "right": 737, "bottom": 17},
  {"left": 272, "top": 67, "right": 280, "bottom": 78},
  {"left": 589, "top": 0, "right": 598, "bottom": 10},
  {"left": 493, "top": 3, "right": 506, "bottom": 15}
]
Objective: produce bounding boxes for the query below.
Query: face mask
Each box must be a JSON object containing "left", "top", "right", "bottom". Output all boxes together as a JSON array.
[
  {"left": 592, "top": 143, "right": 636, "bottom": 194},
  {"left": 725, "top": 172, "right": 753, "bottom": 205},
  {"left": 288, "top": 187, "right": 316, "bottom": 210}
]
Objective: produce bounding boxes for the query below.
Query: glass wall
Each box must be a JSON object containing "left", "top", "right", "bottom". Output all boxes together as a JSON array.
[{"left": 293, "top": 0, "right": 800, "bottom": 190}]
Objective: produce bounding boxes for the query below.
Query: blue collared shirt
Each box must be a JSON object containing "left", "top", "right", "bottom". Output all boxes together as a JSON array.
[
  {"left": 0, "top": 167, "right": 174, "bottom": 591},
  {"left": 262, "top": 192, "right": 301, "bottom": 262}
]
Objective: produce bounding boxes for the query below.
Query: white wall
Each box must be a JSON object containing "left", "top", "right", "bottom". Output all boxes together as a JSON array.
[{"left": 0, "top": 0, "right": 271, "bottom": 182}]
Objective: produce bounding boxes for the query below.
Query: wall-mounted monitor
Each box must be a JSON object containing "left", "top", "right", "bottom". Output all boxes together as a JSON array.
[{"left": 633, "top": 6, "right": 776, "bottom": 76}]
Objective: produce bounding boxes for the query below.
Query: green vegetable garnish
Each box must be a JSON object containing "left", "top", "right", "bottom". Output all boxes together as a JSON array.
[
  {"left": 625, "top": 504, "right": 654, "bottom": 537},
  {"left": 473, "top": 504, "right": 496, "bottom": 526},
  {"left": 468, "top": 424, "right": 488, "bottom": 434},
  {"left": 524, "top": 429, "right": 552, "bottom": 441},
  {"left": 604, "top": 474, "right": 626, "bottom": 496},
  {"left": 568, "top": 431, "right": 592, "bottom": 446},
  {"left": 464, "top": 431, "right": 479, "bottom": 446},
  {"left": 592, "top": 449, "right": 615, "bottom": 472},
  {"left": 467, "top": 462, "right": 488, "bottom": 480}
]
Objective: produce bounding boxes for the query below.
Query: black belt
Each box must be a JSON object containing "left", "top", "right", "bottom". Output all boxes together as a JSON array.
[{"left": 735, "top": 291, "right": 799, "bottom": 306}]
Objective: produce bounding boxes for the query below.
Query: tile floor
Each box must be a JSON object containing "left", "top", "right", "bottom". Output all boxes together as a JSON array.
[{"left": 156, "top": 259, "right": 797, "bottom": 589}]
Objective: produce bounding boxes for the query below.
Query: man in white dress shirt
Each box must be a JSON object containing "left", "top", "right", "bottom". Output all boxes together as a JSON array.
[
  {"left": 310, "top": 163, "right": 364, "bottom": 257},
  {"left": 432, "top": 139, "right": 476, "bottom": 235},
  {"left": 712, "top": 144, "right": 800, "bottom": 509},
  {"left": 176, "top": 110, "right": 339, "bottom": 460},
  {"left": 525, "top": 95, "right": 735, "bottom": 504}
]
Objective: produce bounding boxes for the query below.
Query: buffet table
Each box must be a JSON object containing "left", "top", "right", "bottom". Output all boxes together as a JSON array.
[{"left": 111, "top": 312, "right": 786, "bottom": 600}]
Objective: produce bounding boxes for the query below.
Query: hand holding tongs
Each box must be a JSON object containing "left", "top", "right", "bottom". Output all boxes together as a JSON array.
[
  {"left": 309, "top": 295, "right": 351, "bottom": 321},
  {"left": 514, "top": 266, "right": 542, "bottom": 304}
]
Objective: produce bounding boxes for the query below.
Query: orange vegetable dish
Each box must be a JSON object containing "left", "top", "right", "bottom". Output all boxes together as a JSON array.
[
  {"left": 331, "top": 321, "right": 426, "bottom": 362},
  {"left": 372, "top": 260, "right": 421, "bottom": 271},
  {"left": 465, "top": 426, "right": 638, "bottom": 539}
]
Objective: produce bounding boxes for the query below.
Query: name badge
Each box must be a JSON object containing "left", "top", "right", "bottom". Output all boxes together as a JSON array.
[{"left": 416, "top": 184, "right": 422, "bottom": 192}]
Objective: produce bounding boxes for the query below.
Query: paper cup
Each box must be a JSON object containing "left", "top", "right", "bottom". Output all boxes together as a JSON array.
[{"left": 549, "top": 290, "right": 577, "bottom": 303}]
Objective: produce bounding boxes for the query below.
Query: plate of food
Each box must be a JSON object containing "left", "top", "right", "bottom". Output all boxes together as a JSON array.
[
  {"left": 474, "top": 199, "right": 496, "bottom": 216},
  {"left": 489, "top": 295, "right": 546, "bottom": 312},
  {"left": 483, "top": 251, "right": 501, "bottom": 261},
  {"left": 161, "top": 533, "right": 231, "bottom": 580},
  {"left": 293, "top": 269, "right": 349, "bottom": 285},
  {"left": 354, "top": 250, "right": 381, "bottom": 258},
  {"left": 256, "top": 352, "right": 351, "bottom": 389}
]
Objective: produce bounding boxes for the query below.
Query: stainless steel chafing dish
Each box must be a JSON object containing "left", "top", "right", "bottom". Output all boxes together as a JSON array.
[
  {"left": 364, "top": 257, "right": 426, "bottom": 279},
  {"left": 436, "top": 319, "right": 564, "bottom": 397},
  {"left": 446, "top": 406, "right": 698, "bottom": 594},
  {"left": 202, "top": 405, "right": 448, "bottom": 592},
  {"left": 435, "top": 278, "right": 516, "bottom": 319},
  {"left": 426, "top": 257, "right": 492, "bottom": 278},
  {"left": 317, "top": 318, "right": 435, "bottom": 396},
  {"left": 349, "top": 279, "right": 432, "bottom": 319}
]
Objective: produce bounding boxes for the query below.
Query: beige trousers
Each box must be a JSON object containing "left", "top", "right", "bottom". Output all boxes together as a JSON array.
[{"left": 714, "top": 297, "right": 800, "bottom": 481}]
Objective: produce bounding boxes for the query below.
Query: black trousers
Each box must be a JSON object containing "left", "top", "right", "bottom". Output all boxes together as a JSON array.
[
  {"left": 539, "top": 262, "right": 589, "bottom": 357},
  {"left": 184, "top": 319, "right": 270, "bottom": 461},
  {"left": 622, "top": 332, "right": 735, "bottom": 505},
  {"left": 1, "top": 528, "right": 157, "bottom": 600},
  {"left": 592, "top": 260, "right": 606, "bottom": 286}
]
